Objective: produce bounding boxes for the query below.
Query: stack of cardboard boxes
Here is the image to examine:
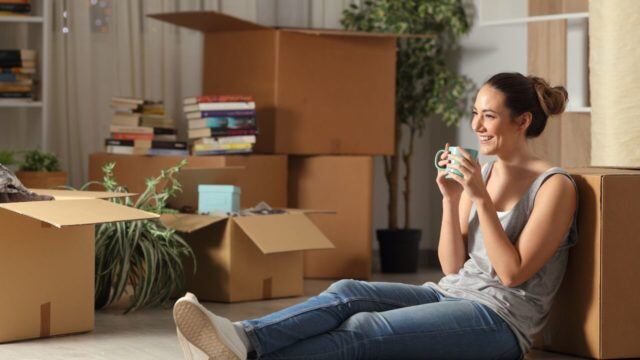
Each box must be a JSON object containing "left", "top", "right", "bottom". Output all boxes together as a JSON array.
[{"left": 91, "top": 9, "right": 410, "bottom": 297}]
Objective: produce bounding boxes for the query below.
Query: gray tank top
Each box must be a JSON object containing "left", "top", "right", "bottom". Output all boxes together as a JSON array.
[{"left": 424, "top": 161, "right": 579, "bottom": 355}]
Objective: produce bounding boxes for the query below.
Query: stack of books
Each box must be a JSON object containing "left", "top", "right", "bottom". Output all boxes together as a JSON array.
[
  {"left": 0, "top": 1, "right": 31, "bottom": 16},
  {"left": 0, "top": 49, "right": 35, "bottom": 103},
  {"left": 106, "top": 97, "right": 188, "bottom": 156},
  {"left": 184, "top": 95, "right": 258, "bottom": 156}
]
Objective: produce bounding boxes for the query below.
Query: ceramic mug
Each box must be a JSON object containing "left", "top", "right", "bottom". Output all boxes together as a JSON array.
[{"left": 434, "top": 146, "right": 479, "bottom": 179}]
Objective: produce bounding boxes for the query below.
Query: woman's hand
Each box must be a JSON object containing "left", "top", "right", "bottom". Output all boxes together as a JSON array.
[
  {"left": 447, "top": 148, "right": 488, "bottom": 202},
  {"left": 436, "top": 143, "right": 463, "bottom": 202}
]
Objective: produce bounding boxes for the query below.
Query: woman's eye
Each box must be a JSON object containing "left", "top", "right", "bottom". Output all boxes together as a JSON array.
[{"left": 486, "top": 115, "right": 494, "bottom": 119}]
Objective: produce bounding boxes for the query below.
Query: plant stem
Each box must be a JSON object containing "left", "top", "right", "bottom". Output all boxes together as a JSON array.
[
  {"left": 402, "top": 125, "right": 416, "bottom": 230},
  {"left": 387, "top": 117, "right": 401, "bottom": 230}
]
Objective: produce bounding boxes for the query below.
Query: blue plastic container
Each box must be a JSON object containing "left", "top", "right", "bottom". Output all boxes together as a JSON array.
[{"left": 198, "top": 185, "right": 241, "bottom": 214}]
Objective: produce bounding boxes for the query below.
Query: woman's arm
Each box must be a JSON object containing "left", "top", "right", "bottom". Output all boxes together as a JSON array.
[
  {"left": 437, "top": 176, "right": 475, "bottom": 275},
  {"left": 448, "top": 149, "right": 577, "bottom": 287},
  {"left": 475, "top": 174, "right": 576, "bottom": 287}
]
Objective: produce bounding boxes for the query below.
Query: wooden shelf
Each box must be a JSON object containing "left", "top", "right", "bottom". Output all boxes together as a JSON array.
[
  {"left": 0, "top": 16, "right": 43, "bottom": 23},
  {"left": 0, "top": 101, "right": 43, "bottom": 108},
  {"left": 480, "top": 12, "right": 588, "bottom": 26}
]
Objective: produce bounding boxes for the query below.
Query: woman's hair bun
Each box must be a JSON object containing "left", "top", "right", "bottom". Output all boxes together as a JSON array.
[{"left": 528, "top": 76, "right": 568, "bottom": 116}]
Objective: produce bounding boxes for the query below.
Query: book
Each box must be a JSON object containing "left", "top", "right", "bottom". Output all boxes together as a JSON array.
[
  {"left": 109, "top": 125, "right": 153, "bottom": 134},
  {"left": 153, "top": 135, "right": 178, "bottom": 141},
  {"left": 111, "top": 113, "right": 140, "bottom": 127},
  {"left": 188, "top": 128, "right": 258, "bottom": 139},
  {"left": 140, "top": 115, "right": 174, "bottom": 128},
  {"left": 183, "top": 95, "right": 254, "bottom": 105},
  {"left": 192, "top": 148, "right": 253, "bottom": 156},
  {"left": 106, "top": 145, "right": 149, "bottom": 155},
  {"left": 106, "top": 138, "right": 187, "bottom": 150},
  {"left": 0, "top": 83, "right": 31, "bottom": 92},
  {"left": 0, "top": 3, "right": 31, "bottom": 13},
  {"left": 111, "top": 96, "right": 144, "bottom": 105},
  {"left": 105, "top": 138, "right": 152, "bottom": 148},
  {"left": 148, "top": 148, "right": 189, "bottom": 156},
  {"left": 194, "top": 135, "right": 257, "bottom": 146},
  {"left": 185, "top": 109, "right": 256, "bottom": 119},
  {"left": 188, "top": 117, "right": 229, "bottom": 129},
  {"left": 0, "top": 67, "right": 36, "bottom": 75},
  {"left": 0, "top": 73, "right": 31, "bottom": 82},
  {"left": 0, "top": 92, "right": 32, "bottom": 98},
  {"left": 141, "top": 102, "right": 165, "bottom": 115},
  {"left": 193, "top": 142, "right": 253, "bottom": 152},
  {"left": 153, "top": 127, "right": 177, "bottom": 135},
  {"left": 111, "top": 133, "right": 154, "bottom": 141},
  {"left": 183, "top": 101, "right": 255, "bottom": 113}
]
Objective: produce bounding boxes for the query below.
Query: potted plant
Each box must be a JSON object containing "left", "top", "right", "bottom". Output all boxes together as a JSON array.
[
  {"left": 75, "top": 160, "right": 195, "bottom": 312},
  {"left": 0, "top": 150, "right": 17, "bottom": 170},
  {"left": 342, "top": 1, "right": 473, "bottom": 272},
  {"left": 15, "top": 149, "right": 69, "bottom": 189}
]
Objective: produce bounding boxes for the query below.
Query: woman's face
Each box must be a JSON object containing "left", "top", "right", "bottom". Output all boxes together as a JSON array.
[{"left": 471, "top": 85, "right": 525, "bottom": 156}]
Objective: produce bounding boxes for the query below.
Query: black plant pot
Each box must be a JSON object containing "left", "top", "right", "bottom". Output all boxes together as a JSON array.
[{"left": 377, "top": 228, "right": 422, "bottom": 273}]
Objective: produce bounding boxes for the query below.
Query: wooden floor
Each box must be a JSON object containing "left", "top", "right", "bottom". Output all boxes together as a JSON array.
[{"left": 0, "top": 269, "right": 585, "bottom": 359}]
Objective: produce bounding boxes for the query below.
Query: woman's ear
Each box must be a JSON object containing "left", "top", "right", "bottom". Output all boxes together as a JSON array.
[{"left": 518, "top": 112, "right": 532, "bottom": 133}]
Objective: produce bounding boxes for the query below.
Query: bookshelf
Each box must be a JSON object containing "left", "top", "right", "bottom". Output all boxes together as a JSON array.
[{"left": 0, "top": 0, "right": 51, "bottom": 150}]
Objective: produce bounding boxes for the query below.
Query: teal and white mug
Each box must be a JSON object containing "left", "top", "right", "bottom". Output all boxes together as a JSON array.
[{"left": 434, "top": 146, "right": 479, "bottom": 179}]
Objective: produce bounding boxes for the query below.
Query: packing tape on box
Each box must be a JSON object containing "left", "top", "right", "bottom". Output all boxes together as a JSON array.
[
  {"left": 40, "top": 302, "right": 51, "bottom": 337},
  {"left": 262, "top": 278, "right": 272, "bottom": 300},
  {"left": 590, "top": 0, "right": 640, "bottom": 167}
]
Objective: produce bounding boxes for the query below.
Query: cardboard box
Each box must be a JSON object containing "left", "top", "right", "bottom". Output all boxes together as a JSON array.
[
  {"left": 148, "top": 11, "right": 425, "bottom": 155},
  {"left": 89, "top": 153, "right": 287, "bottom": 209},
  {"left": 160, "top": 210, "right": 334, "bottom": 302},
  {"left": 533, "top": 168, "right": 640, "bottom": 359},
  {"left": 289, "top": 156, "right": 373, "bottom": 280},
  {"left": 0, "top": 189, "right": 157, "bottom": 343}
]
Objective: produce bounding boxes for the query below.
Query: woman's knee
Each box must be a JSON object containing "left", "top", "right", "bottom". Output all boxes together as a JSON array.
[{"left": 325, "top": 279, "right": 366, "bottom": 298}]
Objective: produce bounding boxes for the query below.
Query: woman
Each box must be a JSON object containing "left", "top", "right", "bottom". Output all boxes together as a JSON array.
[{"left": 171, "top": 72, "right": 578, "bottom": 360}]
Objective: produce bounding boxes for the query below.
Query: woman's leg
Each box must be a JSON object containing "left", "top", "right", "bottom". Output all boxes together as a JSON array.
[
  {"left": 261, "top": 298, "right": 522, "bottom": 360},
  {"left": 241, "top": 280, "right": 444, "bottom": 356}
]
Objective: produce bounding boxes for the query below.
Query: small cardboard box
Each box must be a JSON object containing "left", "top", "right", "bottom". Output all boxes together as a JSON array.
[
  {"left": 0, "top": 189, "right": 158, "bottom": 343},
  {"left": 89, "top": 153, "right": 287, "bottom": 209},
  {"left": 288, "top": 156, "right": 374, "bottom": 280},
  {"left": 533, "top": 168, "right": 640, "bottom": 359},
  {"left": 148, "top": 11, "right": 426, "bottom": 155},
  {"left": 160, "top": 210, "right": 334, "bottom": 302}
]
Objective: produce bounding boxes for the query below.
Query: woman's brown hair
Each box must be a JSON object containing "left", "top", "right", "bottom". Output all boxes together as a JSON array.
[{"left": 485, "top": 72, "right": 568, "bottom": 138}]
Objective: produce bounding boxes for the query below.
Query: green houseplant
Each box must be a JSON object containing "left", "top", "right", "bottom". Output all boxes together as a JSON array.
[
  {"left": 15, "top": 149, "right": 68, "bottom": 189},
  {"left": 342, "top": 0, "right": 473, "bottom": 272},
  {"left": 75, "top": 160, "right": 195, "bottom": 312}
]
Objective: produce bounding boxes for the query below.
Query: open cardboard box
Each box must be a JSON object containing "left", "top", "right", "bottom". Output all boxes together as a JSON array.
[
  {"left": 161, "top": 167, "right": 335, "bottom": 302},
  {"left": 533, "top": 167, "right": 640, "bottom": 359},
  {"left": 0, "top": 189, "right": 158, "bottom": 343},
  {"left": 148, "top": 11, "right": 429, "bottom": 155}
]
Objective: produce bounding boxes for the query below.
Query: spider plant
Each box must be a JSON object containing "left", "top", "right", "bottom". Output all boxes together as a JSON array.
[{"left": 74, "top": 160, "right": 194, "bottom": 313}]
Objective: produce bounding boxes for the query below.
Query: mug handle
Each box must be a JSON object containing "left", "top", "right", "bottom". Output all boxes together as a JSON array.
[{"left": 434, "top": 149, "right": 447, "bottom": 171}]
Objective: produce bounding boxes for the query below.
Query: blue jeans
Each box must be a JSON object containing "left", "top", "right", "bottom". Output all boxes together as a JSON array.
[{"left": 241, "top": 279, "right": 522, "bottom": 359}]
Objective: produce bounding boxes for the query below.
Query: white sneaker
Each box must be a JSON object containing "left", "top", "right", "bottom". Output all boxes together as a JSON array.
[{"left": 173, "top": 293, "right": 247, "bottom": 360}]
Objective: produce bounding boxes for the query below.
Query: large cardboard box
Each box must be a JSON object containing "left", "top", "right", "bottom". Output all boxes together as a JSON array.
[
  {"left": 148, "top": 11, "right": 423, "bottom": 155},
  {"left": 161, "top": 211, "right": 334, "bottom": 302},
  {"left": 289, "top": 156, "right": 373, "bottom": 280},
  {"left": 89, "top": 153, "right": 287, "bottom": 209},
  {"left": 534, "top": 168, "right": 640, "bottom": 359},
  {"left": 0, "top": 189, "right": 157, "bottom": 343}
]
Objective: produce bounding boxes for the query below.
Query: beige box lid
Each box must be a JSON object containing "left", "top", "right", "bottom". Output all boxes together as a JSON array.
[
  {"left": 148, "top": 11, "right": 431, "bottom": 38},
  {"left": 161, "top": 212, "right": 335, "bottom": 254},
  {"left": 0, "top": 199, "right": 158, "bottom": 228}
]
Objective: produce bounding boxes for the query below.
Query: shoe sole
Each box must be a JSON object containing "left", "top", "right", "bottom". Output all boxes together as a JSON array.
[{"left": 174, "top": 300, "right": 240, "bottom": 360}]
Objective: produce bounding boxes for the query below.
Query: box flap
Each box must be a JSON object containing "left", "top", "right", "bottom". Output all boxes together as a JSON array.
[
  {"left": 30, "top": 189, "right": 136, "bottom": 200},
  {"left": 148, "top": 11, "right": 271, "bottom": 32},
  {"left": 232, "top": 213, "right": 334, "bottom": 254},
  {"left": 568, "top": 167, "right": 640, "bottom": 175},
  {"left": 160, "top": 213, "right": 227, "bottom": 233},
  {"left": 282, "top": 28, "right": 433, "bottom": 39},
  {"left": 0, "top": 199, "right": 158, "bottom": 228}
]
